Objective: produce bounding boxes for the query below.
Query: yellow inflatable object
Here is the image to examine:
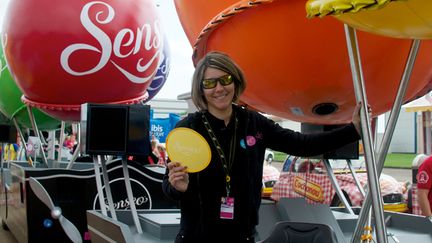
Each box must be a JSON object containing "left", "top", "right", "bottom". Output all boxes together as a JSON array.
[
  {"left": 166, "top": 128, "right": 211, "bottom": 173},
  {"left": 306, "top": 0, "right": 432, "bottom": 39}
]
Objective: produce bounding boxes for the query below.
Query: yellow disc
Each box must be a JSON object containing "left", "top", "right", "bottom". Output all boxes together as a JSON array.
[{"left": 166, "top": 128, "right": 211, "bottom": 173}]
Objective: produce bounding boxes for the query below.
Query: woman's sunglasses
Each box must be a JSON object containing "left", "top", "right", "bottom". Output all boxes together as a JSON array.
[{"left": 201, "top": 75, "right": 234, "bottom": 89}]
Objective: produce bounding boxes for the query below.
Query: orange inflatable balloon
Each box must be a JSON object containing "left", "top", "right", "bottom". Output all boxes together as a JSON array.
[{"left": 175, "top": 0, "right": 432, "bottom": 124}]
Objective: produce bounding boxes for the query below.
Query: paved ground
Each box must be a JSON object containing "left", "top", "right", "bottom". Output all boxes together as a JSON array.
[{"left": 381, "top": 167, "right": 412, "bottom": 182}]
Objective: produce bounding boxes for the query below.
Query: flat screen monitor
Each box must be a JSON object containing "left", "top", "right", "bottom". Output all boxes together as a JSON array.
[
  {"left": 81, "top": 103, "right": 151, "bottom": 156},
  {"left": 85, "top": 105, "right": 128, "bottom": 155}
]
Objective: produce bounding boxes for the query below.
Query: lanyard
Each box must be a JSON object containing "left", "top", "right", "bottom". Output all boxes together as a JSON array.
[{"left": 202, "top": 112, "right": 238, "bottom": 196}]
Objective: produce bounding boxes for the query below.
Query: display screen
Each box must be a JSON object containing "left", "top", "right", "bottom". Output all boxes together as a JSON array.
[
  {"left": 82, "top": 104, "right": 151, "bottom": 156},
  {"left": 86, "top": 106, "right": 128, "bottom": 155}
]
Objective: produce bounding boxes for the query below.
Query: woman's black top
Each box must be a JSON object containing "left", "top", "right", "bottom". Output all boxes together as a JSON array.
[{"left": 162, "top": 105, "right": 360, "bottom": 242}]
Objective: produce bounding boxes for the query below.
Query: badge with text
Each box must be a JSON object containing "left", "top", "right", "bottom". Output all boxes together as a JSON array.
[{"left": 220, "top": 197, "right": 234, "bottom": 219}]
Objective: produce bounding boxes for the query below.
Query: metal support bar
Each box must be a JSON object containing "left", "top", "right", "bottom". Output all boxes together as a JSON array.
[
  {"left": 67, "top": 123, "right": 81, "bottom": 169},
  {"left": 12, "top": 118, "right": 27, "bottom": 150},
  {"left": 100, "top": 157, "right": 117, "bottom": 221},
  {"left": 344, "top": 24, "right": 387, "bottom": 243},
  {"left": 93, "top": 155, "right": 108, "bottom": 216},
  {"left": 122, "top": 157, "right": 142, "bottom": 234},
  {"left": 57, "top": 121, "right": 66, "bottom": 162},
  {"left": 12, "top": 117, "right": 28, "bottom": 161},
  {"left": 323, "top": 159, "right": 354, "bottom": 214},
  {"left": 39, "top": 131, "right": 47, "bottom": 145},
  {"left": 26, "top": 105, "right": 48, "bottom": 167},
  {"left": 346, "top": 159, "right": 366, "bottom": 197},
  {"left": 351, "top": 39, "right": 421, "bottom": 242}
]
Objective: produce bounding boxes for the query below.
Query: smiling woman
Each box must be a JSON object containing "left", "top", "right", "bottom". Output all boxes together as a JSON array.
[{"left": 162, "top": 51, "right": 362, "bottom": 242}]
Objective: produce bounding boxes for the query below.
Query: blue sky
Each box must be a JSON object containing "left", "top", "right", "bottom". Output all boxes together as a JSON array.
[{"left": 0, "top": 0, "right": 194, "bottom": 100}]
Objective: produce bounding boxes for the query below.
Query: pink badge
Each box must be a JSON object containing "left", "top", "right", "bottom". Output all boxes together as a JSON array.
[
  {"left": 220, "top": 197, "right": 235, "bottom": 219},
  {"left": 246, "top": 136, "right": 256, "bottom": 146}
]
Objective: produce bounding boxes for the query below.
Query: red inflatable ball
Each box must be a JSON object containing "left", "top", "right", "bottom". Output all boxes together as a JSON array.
[{"left": 2, "top": 0, "right": 164, "bottom": 121}]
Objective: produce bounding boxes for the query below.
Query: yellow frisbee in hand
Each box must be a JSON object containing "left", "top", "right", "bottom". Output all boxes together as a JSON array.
[{"left": 166, "top": 128, "right": 211, "bottom": 173}]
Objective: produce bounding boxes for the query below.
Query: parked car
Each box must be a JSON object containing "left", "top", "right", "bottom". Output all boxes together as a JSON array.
[
  {"left": 271, "top": 156, "right": 408, "bottom": 212},
  {"left": 265, "top": 149, "right": 275, "bottom": 164}
]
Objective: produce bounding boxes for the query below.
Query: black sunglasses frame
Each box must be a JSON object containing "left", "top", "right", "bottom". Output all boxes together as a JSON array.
[{"left": 201, "top": 75, "right": 234, "bottom": 89}]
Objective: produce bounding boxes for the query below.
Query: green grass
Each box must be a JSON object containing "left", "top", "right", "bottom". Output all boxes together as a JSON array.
[
  {"left": 383, "top": 153, "right": 416, "bottom": 168},
  {"left": 273, "top": 151, "right": 415, "bottom": 169},
  {"left": 274, "top": 151, "right": 288, "bottom": 162}
]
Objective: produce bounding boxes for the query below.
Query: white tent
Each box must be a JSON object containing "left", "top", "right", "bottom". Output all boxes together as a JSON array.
[
  {"left": 402, "top": 92, "right": 432, "bottom": 154},
  {"left": 403, "top": 92, "right": 432, "bottom": 112}
]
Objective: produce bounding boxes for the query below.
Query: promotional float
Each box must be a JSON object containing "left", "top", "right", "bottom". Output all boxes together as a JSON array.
[{"left": 1, "top": 0, "right": 432, "bottom": 242}]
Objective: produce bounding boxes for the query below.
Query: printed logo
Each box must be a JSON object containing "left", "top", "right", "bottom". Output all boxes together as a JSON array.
[
  {"left": 293, "top": 176, "right": 324, "bottom": 202},
  {"left": 147, "top": 54, "right": 170, "bottom": 92},
  {"left": 93, "top": 178, "right": 152, "bottom": 210},
  {"left": 60, "top": 1, "right": 162, "bottom": 84},
  {"left": 418, "top": 171, "right": 429, "bottom": 184}
]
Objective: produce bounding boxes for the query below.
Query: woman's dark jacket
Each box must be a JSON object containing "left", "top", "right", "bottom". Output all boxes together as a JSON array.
[{"left": 162, "top": 105, "right": 360, "bottom": 241}]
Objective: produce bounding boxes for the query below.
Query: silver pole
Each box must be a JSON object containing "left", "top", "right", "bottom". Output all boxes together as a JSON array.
[
  {"left": 39, "top": 131, "right": 47, "bottom": 145},
  {"left": 323, "top": 159, "right": 354, "bottom": 214},
  {"left": 67, "top": 123, "right": 81, "bottom": 169},
  {"left": 346, "top": 159, "right": 365, "bottom": 197},
  {"left": 57, "top": 121, "right": 66, "bottom": 163},
  {"left": 351, "top": 39, "right": 421, "bottom": 242},
  {"left": 46, "top": 131, "right": 56, "bottom": 160},
  {"left": 12, "top": 117, "right": 28, "bottom": 161},
  {"left": 344, "top": 24, "right": 387, "bottom": 243},
  {"left": 122, "top": 157, "right": 142, "bottom": 234},
  {"left": 100, "top": 157, "right": 117, "bottom": 220},
  {"left": 12, "top": 118, "right": 27, "bottom": 150},
  {"left": 93, "top": 155, "right": 108, "bottom": 216},
  {"left": 26, "top": 105, "right": 48, "bottom": 167}
]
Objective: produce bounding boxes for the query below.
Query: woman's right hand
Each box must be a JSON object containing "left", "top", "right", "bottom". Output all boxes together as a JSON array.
[{"left": 167, "top": 161, "right": 189, "bottom": 192}]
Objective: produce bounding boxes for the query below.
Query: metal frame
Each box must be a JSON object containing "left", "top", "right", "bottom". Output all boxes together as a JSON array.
[
  {"left": 344, "top": 24, "right": 421, "bottom": 243},
  {"left": 26, "top": 105, "right": 48, "bottom": 167},
  {"left": 92, "top": 156, "right": 143, "bottom": 234},
  {"left": 323, "top": 159, "right": 354, "bottom": 214}
]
